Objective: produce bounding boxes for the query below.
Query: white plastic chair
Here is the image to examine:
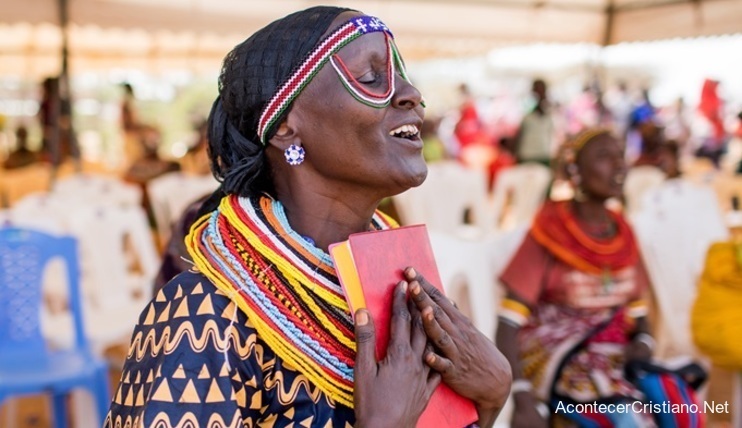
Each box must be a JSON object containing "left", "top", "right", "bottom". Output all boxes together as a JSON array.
[
  {"left": 429, "top": 231, "right": 499, "bottom": 338},
  {"left": 147, "top": 172, "right": 219, "bottom": 243},
  {"left": 623, "top": 165, "right": 666, "bottom": 216},
  {"left": 487, "top": 163, "right": 551, "bottom": 233},
  {"left": 630, "top": 179, "right": 728, "bottom": 360},
  {"left": 11, "top": 193, "right": 157, "bottom": 356},
  {"left": 52, "top": 173, "right": 142, "bottom": 208},
  {"left": 711, "top": 174, "right": 742, "bottom": 213},
  {"left": 393, "top": 162, "right": 490, "bottom": 238},
  {"left": 428, "top": 229, "right": 524, "bottom": 428}
]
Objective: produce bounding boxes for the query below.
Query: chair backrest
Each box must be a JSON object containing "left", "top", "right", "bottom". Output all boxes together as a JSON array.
[
  {"left": 147, "top": 172, "right": 219, "bottom": 242},
  {"left": 488, "top": 163, "right": 551, "bottom": 232},
  {"left": 631, "top": 179, "right": 728, "bottom": 359},
  {"left": 623, "top": 166, "right": 666, "bottom": 215},
  {"left": 711, "top": 175, "right": 742, "bottom": 213},
  {"left": 393, "top": 161, "right": 489, "bottom": 233},
  {"left": 0, "top": 227, "right": 86, "bottom": 360},
  {"left": 429, "top": 231, "right": 499, "bottom": 337},
  {"left": 65, "top": 204, "right": 158, "bottom": 309},
  {"left": 52, "top": 173, "right": 142, "bottom": 208}
]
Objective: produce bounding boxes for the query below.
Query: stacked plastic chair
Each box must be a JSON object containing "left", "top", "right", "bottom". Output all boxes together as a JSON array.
[{"left": 0, "top": 227, "right": 110, "bottom": 427}]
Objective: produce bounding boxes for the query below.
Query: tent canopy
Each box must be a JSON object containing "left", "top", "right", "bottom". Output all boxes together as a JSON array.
[{"left": 2, "top": 0, "right": 742, "bottom": 75}]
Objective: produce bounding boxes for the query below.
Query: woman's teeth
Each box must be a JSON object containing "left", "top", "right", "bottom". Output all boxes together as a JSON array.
[{"left": 389, "top": 124, "right": 419, "bottom": 139}]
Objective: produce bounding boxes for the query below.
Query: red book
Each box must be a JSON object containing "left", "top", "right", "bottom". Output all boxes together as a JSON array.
[{"left": 330, "top": 224, "right": 478, "bottom": 428}]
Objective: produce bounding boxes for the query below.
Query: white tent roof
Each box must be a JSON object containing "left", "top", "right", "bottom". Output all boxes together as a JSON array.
[{"left": 2, "top": 0, "right": 742, "bottom": 75}]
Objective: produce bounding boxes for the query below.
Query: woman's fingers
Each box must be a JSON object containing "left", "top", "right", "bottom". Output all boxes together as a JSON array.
[
  {"left": 388, "top": 281, "right": 413, "bottom": 352},
  {"left": 405, "top": 267, "right": 459, "bottom": 318},
  {"left": 425, "top": 351, "right": 456, "bottom": 377},
  {"left": 409, "top": 279, "right": 456, "bottom": 333},
  {"left": 408, "top": 299, "right": 428, "bottom": 354},
  {"left": 421, "top": 306, "right": 458, "bottom": 357},
  {"left": 354, "top": 309, "right": 378, "bottom": 378},
  {"left": 424, "top": 371, "right": 442, "bottom": 402}
]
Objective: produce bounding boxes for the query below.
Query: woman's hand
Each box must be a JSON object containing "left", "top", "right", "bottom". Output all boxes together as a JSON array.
[
  {"left": 511, "top": 392, "right": 549, "bottom": 428},
  {"left": 624, "top": 335, "right": 653, "bottom": 363},
  {"left": 404, "top": 268, "right": 512, "bottom": 420},
  {"left": 353, "top": 281, "right": 441, "bottom": 428}
]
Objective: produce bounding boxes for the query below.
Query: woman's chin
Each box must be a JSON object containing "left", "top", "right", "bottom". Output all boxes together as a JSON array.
[
  {"left": 384, "top": 166, "right": 428, "bottom": 197},
  {"left": 405, "top": 163, "right": 429, "bottom": 188}
]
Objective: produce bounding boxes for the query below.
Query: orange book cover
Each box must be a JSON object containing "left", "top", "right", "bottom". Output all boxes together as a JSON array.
[{"left": 330, "top": 224, "right": 478, "bottom": 428}]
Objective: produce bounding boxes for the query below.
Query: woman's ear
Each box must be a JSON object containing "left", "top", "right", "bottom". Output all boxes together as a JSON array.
[{"left": 267, "top": 118, "right": 300, "bottom": 152}]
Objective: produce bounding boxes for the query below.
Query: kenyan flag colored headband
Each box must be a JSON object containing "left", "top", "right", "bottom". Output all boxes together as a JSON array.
[{"left": 257, "top": 15, "right": 408, "bottom": 144}]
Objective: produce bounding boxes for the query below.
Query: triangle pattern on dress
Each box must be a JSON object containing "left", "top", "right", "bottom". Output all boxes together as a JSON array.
[
  {"left": 173, "top": 363, "right": 187, "bottom": 379},
  {"left": 151, "top": 378, "right": 174, "bottom": 402},
  {"left": 234, "top": 385, "right": 246, "bottom": 407},
  {"left": 197, "top": 293, "right": 215, "bottom": 316},
  {"left": 156, "top": 302, "right": 171, "bottom": 323},
  {"left": 173, "top": 296, "right": 190, "bottom": 318},
  {"left": 299, "top": 416, "right": 314, "bottom": 428},
  {"left": 142, "top": 303, "right": 156, "bottom": 326},
  {"left": 114, "top": 385, "right": 123, "bottom": 404},
  {"left": 219, "top": 361, "right": 230, "bottom": 377},
  {"left": 244, "top": 375, "right": 258, "bottom": 388},
  {"left": 135, "top": 384, "right": 145, "bottom": 406},
  {"left": 221, "top": 300, "right": 237, "bottom": 319},
  {"left": 250, "top": 391, "right": 262, "bottom": 410},
  {"left": 124, "top": 385, "right": 135, "bottom": 406},
  {"left": 179, "top": 379, "right": 201, "bottom": 404},
  {"left": 197, "top": 364, "right": 211, "bottom": 379},
  {"left": 205, "top": 379, "right": 226, "bottom": 403}
]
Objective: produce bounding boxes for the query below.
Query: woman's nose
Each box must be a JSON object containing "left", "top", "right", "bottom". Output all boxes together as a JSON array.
[{"left": 392, "top": 76, "right": 423, "bottom": 110}]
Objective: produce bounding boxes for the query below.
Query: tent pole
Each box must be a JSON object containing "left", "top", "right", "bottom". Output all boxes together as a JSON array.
[
  {"left": 602, "top": 1, "right": 615, "bottom": 47},
  {"left": 55, "top": 0, "right": 81, "bottom": 181}
]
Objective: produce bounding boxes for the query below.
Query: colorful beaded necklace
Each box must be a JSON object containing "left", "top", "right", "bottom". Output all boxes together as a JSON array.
[{"left": 185, "top": 194, "right": 396, "bottom": 407}]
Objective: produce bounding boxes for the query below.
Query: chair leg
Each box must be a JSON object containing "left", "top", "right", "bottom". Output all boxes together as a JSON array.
[
  {"left": 52, "top": 393, "right": 69, "bottom": 428},
  {"left": 734, "top": 372, "right": 742, "bottom": 428},
  {"left": 2, "top": 397, "right": 17, "bottom": 428},
  {"left": 70, "top": 389, "right": 96, "bottom": 428}
]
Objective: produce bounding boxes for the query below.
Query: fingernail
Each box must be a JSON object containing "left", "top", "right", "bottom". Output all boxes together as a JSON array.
[
  {"left": 426, "top": 354, "right": 436, "bottom": 364},
  {"left": 399, "top": 281, "right": 408, "bottom": 292},
  {"left": 356, "top": 310, "right": 368, "bottom": 325},
  {"left": 411, "top": 282, "right": 421, "bottom": 296},
  {"left": 423, "top": 307, "right": 433, "bottom": 321},
  {"left": 407, "top": 267, "right": 417, "bottom": 278}
]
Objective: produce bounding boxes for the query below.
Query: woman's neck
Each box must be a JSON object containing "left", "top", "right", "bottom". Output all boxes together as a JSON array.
[
  {"left": 276, "top": 187, "right": 380, "bottom": 252},
  {"left": 572, "top": 197, "right": 611, "bottom": 225}
]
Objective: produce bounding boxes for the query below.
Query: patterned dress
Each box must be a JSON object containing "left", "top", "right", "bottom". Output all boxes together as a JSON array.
[{"left": 105, "top": 269, "right": 356, "bottom": 428}]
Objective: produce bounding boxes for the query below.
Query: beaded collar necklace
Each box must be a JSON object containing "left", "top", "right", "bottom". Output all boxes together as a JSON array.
[{"left": 185, "top": 195, "right": 396, "bottom": 407}]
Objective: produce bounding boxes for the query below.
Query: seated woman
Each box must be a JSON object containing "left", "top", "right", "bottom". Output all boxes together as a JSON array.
[
  {"left": 106, "top": 6, "right": 510, "bottom": 428},
  {"left": 497, "top": 128, "right": 703, "bottom": 428}
]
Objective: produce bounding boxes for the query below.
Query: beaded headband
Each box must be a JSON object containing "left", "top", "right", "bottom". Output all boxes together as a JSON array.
[
  {"left": 258, "top": 15, "right": 395, "bottom": 144},
  {"left": 571, "top": 128, "right": 612, "bottom": 153},
  {"left": 564, "top": 127, "right": 613, "bottom": 164},
  {"left": 329, "top": 33, "right": 411, "bottom": 109}
]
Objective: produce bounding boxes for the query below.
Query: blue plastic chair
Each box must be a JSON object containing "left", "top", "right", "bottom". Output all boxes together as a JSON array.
[{"left": 0, "top": 227, "right": 110, "bottom": 428}]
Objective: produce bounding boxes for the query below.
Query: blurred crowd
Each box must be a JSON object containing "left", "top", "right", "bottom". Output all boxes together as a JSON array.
[{"left": 422, "top": 77, "right": 742, "bottom": 187}]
